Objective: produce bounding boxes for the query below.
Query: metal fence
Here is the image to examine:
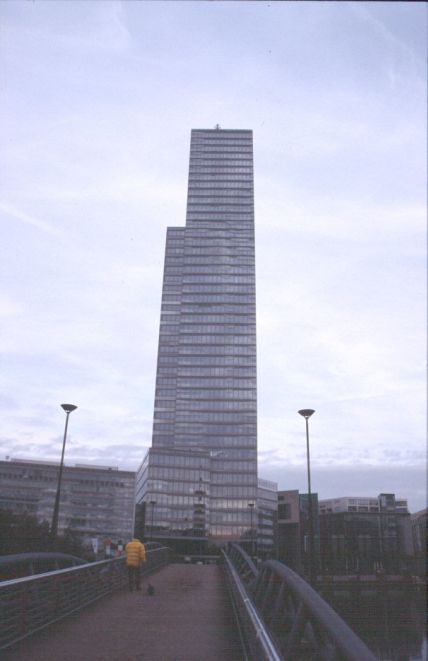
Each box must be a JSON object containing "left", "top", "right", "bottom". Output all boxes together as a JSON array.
[
  {"left": 225, "top": 544, "right": 377, "bottom": 661},
  {"left": 0, "top": 546, "right": 171, "bottom": 651}
]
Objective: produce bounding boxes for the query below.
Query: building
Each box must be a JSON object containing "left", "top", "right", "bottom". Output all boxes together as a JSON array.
[
  {"left": 318, "top": 494, "right": 413, "bottom": 574},
  {"left": 135, "top": 128, "right": 258, "bottom": 550},
  {"left": 410, "top": 508, "right": 427, "bottom": 577},
  {"left": 276, "top": 489, "right": 320, "bottom": 576},
  {"left": 0, "top": 458, "right": 135, "bottom": 554},
  {"left": 257, "top": 478, "right": 278, "bottom": 558}
]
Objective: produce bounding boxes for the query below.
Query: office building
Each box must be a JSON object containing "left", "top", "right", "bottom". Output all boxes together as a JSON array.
[
  {"left": 318, "top": 493, "right": 413, "bottom": 574},
  {"left": 257, "top": 478, "right": 278, "bottom": 558},
  {"left": 0, "top": 458, "right": 135, "bottom": 553},
  {"left": 136, "top": 128, "right": 258, "bottom": 549}
]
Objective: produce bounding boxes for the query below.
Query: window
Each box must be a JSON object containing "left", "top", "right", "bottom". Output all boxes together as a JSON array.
[{"left": 278, "top": 503, "right": 291, "bottom": 519}]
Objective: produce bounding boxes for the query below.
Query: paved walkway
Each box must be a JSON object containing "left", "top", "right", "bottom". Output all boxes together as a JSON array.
[{"left": 3, "top": 564, "right": 245, "bottom": 661}]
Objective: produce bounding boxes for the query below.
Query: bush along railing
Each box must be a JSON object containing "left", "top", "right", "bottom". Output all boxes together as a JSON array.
[
  {"left": 0, "top": 545, "right": 171, "bottom": 651},
  {"left": 226, "top": 545, "right": 377, "bottom": 661}
]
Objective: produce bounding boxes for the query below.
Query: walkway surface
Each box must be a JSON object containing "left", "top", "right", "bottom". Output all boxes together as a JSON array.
[{"left": 3, "top": 563, "right": 245, "bottom": 661}]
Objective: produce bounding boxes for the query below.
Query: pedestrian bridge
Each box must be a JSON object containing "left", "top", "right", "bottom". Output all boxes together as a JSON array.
[{"left": 0, "top": 545, "right": 376, "bottom": 660}]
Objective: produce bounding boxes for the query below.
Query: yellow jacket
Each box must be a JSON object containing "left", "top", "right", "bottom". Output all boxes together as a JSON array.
[{"left": 125, "top": 539, "right": 146, "bottom": 566}]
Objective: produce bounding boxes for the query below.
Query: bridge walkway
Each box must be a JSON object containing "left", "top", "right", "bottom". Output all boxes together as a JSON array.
[{"left": 2, "top": 563, "right": 245, "bottom": 661}]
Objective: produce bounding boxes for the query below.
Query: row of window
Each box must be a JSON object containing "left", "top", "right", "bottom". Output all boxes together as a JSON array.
[
  {"left": 180, "top": 306, "right": 255, "bottom": 315},
  {"left": 190, "top": 144, "right": 252, "bottom": 152},
  {"left": 159, "top": 344, "right": 255, "bottom": 355},
  {"left": 175, "top": 400, "right": 256, "bottom": 411},
  {"left": 188, "top": 193, "right": 253, "bottom": 201},
  {"left": 177, "top": 337, "right": 256, "bottom": 346},
  {"left": 158, "top": 367, "right": 256, "bottom": 379},
  {"left": 191, "top": 135, "right": 253, "bottom": 141},
  {"left": 177, "top": 312, "right": 255, "bottom": 322},
  {"left": 173, "top": 412, "right": 256, "bottom": 423},
  {"left": 178, "top": 366, "right": 256, "bottom": 376},
  {"left": 190, "top": 154, "right": 252, "bottom": 162},
  {"left": 191, "top": 133, "right": 251, "bottom": 139},
  {"left": 149, "top": 453, "right": 210, "bottom": 469},
  {"left": 162, "top": 305, "right": 255, "bottom": 315},
  {"left": 152, "top": 435, "right": 256, "bottom": 449},
  {"left": 156, "top": 376, "right": 256, "bottom": 387},
  {"left": 181, "top": 276, "right": 254, "bottom": 285},
  {"left": 178, "top": 249, "right": 254, "bottom": 257},
  {"left": 158, "top": 356, "right": 254, "bottom": 367},
  {"left": 153, "top": 423, "right": 256, "bottom": 434},
  {"left": 167, "top": 296, "right": 255, "bottom": 305},
  {"left": 155, "top": 390, "right": 255, "bottom": 401},
  {"left": 180, "top": 288, "right": 255, "bottom": 296},
  {"left": 186, "top": 213, "right": 253, "bottom": 220},
  {"left": 181, "top": 257, "right": 254, "bottom": 265},
  {"left": 188, "top": 195, "right": 253, "bottom": 203},
  {"left": 188, "top": 181, "right": 253, "bottom": 189},
  {"left": 164, "top": 275, "right": 255, "bottom": 285},
  {"left": 162, "top": 315, "right": 255, "bottom": 326},
  {"left": 149, "top": 468, "right": 209, "bottom": 482},
  {"left": 188, "top": 174, "right": 253, "bottom": 182},
  {"left": 183, "top": 232, "right": 254, "bottom": 241},
  {"left": 165, "top": 267, "right": 254, "bottom": 276},
  {"left": 187, "top": 208, "right": 253, "bottom": 216},
  {"left": 189, "top": 167, "right": 253, "bottom": 174},
  {"left": 191, "top": 145, "right": 252, "bottom": 152},
  {"left": 163, "top": 324, "right": 255, "bottom": 334}
]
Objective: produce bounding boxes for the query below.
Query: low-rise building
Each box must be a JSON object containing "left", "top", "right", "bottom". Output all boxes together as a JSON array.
[{"left": 276, "top": 489, "right": 320, "bottom": 576}]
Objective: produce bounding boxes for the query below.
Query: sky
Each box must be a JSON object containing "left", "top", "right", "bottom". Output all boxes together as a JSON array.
[{"left": 1, "top": 1, "right": 426, "bottom": 512}]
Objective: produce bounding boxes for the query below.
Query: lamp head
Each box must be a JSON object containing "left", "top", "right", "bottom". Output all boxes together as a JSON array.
[
  {"left": 248, "top": 502, "right": 255, "bottom": 508},
  {"left": 61, "top": 404, "right": 77, "bottom": 414},
  {"left": 298, "top": 409, "right": 315, "bottom": 419},
  {"left": 150, "top": 500, "right": 157, "bottom": 506}
]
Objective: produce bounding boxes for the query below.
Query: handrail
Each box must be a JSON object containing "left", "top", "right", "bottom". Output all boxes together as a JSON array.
[
  {"left": 222, "top": 549, "right": 282, "bottom": 661},
  {"left": 0, "top": 546, "right": 171, "bottom": 651},
  {"left": 226, "top": 545, "right": 377, "bottom": 661}
]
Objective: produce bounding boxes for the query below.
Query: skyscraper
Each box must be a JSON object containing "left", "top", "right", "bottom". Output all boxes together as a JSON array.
[{"left": 136, "top": 128, "right": 258, "bottom": 548}]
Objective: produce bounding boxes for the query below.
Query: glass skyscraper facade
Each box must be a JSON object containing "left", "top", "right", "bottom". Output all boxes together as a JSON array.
[{"left": 136, "top": 128, "right": 258, "bottom": 546}]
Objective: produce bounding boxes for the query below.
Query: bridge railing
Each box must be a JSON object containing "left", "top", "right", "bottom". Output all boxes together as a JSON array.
[
  {"left": 223, "top": 546, "right": 282, "bottom": 661},
  {"left": 225, "top": 544, "right": 377, "bottom": 661},
  {"left": 0, "top": 545, "right": 171, "bottom": 651}
]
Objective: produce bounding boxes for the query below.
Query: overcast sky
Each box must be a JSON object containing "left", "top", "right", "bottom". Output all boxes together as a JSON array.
[{"left": 1, "top": 1, "right": 426, "bottom": 512}]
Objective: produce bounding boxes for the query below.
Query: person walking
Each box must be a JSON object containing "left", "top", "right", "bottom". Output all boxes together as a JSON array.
[{"left": 125, "top": 537, "right": 146, "bottom": 592}]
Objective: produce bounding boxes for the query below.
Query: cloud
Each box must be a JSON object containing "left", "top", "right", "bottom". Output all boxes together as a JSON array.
[{"left": 258, "top": 462, "right": 426, "bottom": 513}]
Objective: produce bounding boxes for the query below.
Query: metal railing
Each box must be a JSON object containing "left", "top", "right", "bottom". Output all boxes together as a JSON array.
[
  {"left": 225, "top": 544, "right": 377, "bottom": 661},
  {"left": 223, "top": 546, "right": 282, "bottom": 661},
  {"left": 0, "top": 546, "right": 171, "bottom": 651}
]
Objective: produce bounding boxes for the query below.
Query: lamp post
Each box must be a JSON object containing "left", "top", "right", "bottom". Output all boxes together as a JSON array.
[
  {"left": 248, "top": 502, "right": 255, "bottom": 558},
  {"left": 149, "top": 500, "right": 156, "bottom": 541},
  {"left": 298, "top": 408, "right": 316, "bottom": 585},
  {"left": 50, "top": 404, "right": 77, "bottom": 547}
]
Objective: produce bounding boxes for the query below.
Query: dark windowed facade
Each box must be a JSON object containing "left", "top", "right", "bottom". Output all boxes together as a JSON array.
[{"left": 136, "top": 128, "right": 258, "bottom": 546}]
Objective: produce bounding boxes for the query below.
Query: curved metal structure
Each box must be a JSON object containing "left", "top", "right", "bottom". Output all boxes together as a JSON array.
[
  {"left": 0, "top": 546, "right": 171, "bottom": 651},
  {"left": 225, "top": 544, "right": 377, "bottom": 661}
]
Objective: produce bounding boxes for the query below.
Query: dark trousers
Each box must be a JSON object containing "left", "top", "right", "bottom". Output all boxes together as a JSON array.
[{"left": 127, "top": 565, "right": 141, "bottom": 591}]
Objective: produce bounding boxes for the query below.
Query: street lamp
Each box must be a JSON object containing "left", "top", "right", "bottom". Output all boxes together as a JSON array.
[
  {"left": 149, "top": 500, "right": 156, "bottom": 540},
  {"left": 248, "top": 502, "right": 255, "bottom": 558},
  {"left": 50, "top": 404, "right": 77, "bottom": 546},
  {"left": 298, "top": 408, "right": 316, "bottom": 585}
]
